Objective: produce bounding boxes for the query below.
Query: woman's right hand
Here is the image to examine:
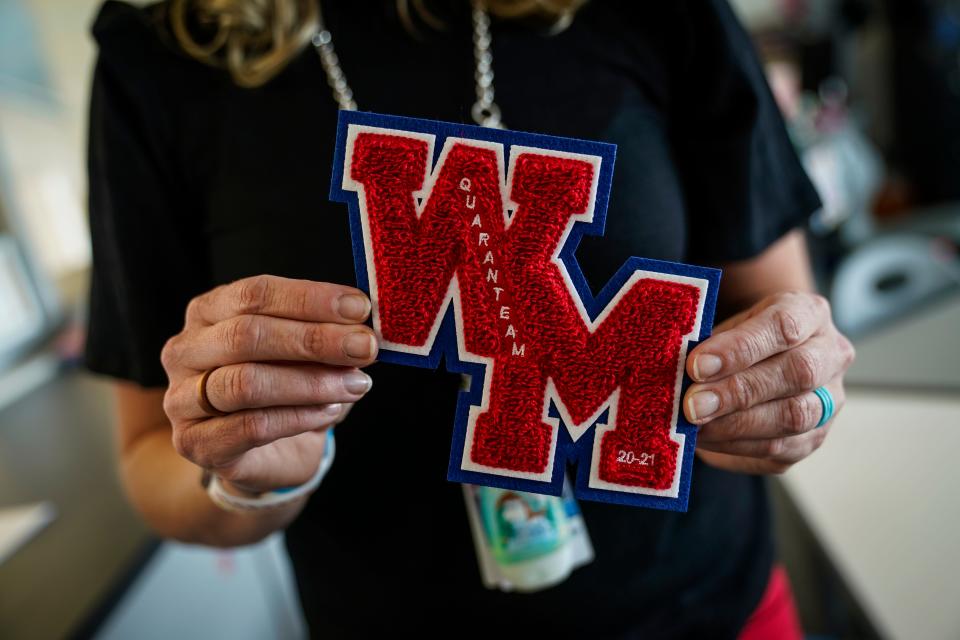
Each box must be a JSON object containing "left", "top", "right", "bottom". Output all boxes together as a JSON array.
[{"left": 160, "top": 275, "right": 377, "bottom": 496}]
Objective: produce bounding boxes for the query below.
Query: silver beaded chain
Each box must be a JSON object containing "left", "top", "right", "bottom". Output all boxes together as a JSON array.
[
  {"left": 469, "top": 2, "right": 503, "bottom": 128},
  {"left": 311, "top": 25, "right": 356, "bottom": 111},
  {"left": 311, "top": 0, "right": 505, "bottom": 128}
]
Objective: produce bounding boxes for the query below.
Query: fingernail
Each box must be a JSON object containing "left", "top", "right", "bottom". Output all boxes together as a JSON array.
[
  {"left": 688, "top": 391, "right": 720, "bottom": 421},
  {"left": 343, "top": 332, "right": 375, "bottom": 359},
  {"left": 693, "top": 354, "right": 722, "bottom": 381},
  {"left": 336, "top": 294, "right": 370, "bottom": 321},
  {"left": 343, "top": 371, "right": 372, "bottom": 395},
  {"left": 321, "top": 403, "right": 343, "bottom": 416}
]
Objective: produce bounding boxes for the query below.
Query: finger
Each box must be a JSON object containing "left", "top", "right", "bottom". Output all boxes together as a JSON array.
[
  {"left": 697, "top": 378, "right": 846, "bottom": 443},
  {"left": 185, "top": 275, "right": 371, "bottom": 328},
  {"left": 216, "top": 429, "right": 331, "bottom": 491},
  {"left": 695, "top": 449, "right": 795, "bottom": 475},
  {"left": 202, "top": 364, "right": 372, "bottom": 416},
  {"left": 168, "top": 364, "right": 373, "bottom": 419},
  {"left": 687, "top": 292, "right": 830, "bottom": 382},
  {"left": 172, "top": 404, "right": 342, "bottom": 469},
  {"left": 684, "top": 333, "right": 839, "bottom": 424},
  {"left": 696, "top": 420, "right": 831, "bottom": 463},
  {"left": 708, "top": 305, "right": 755, "bottom": 334},
  {"left": 711, "top": 290, "right": 792, "bottom": 334},
  {"left": 169, "top": 315, "right": 378, "bottom": 371}
]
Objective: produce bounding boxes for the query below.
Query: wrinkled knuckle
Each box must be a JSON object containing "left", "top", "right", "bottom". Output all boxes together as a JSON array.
[
  {"left": 785, "top": 395, "right": 813, "bottom": 434},
  {"left": 730, "top": 373, "right": 762, "bottom": 409},
  {"left": 189, "top": 441, "right": 216, "bottom": 468},
  {"left": 185, "top": 296, "right": 203, "bottom": 324},
  {"left": 773, "top": 307, "right": 804, "bottom": 347},
  {"left": 723, "top": 413, "right": 752, "bottom": 440},
  {"left": 310, "top": 372, "right": 335, "bottom": 399},
  {"left": 171, "top": 427, "right": 196, "bottom": 461},
  {"left": 730, "top": 333, "right": 757, "bottom": 367},
  {"left": 239, "top": 411, "right": 271, "bottom": 447},
  {"left": 162, "top": 386, "right": 179, "bottom": 421},
  {"left": 160, "top": 334, "right": 182, "bottom": 371},
  {"left": 289, "top": 286, "right": 311, "bottom": 318},
  {"left": 765, "top": 437, "right": 787, "bottom": 458},
  {"left": 303, "top": 324, "right": 330, "bottom": 357},
  {"left": 226, "top": 363, "right": 261, "bottom": 407},
  {"left": 192, "top": 448, "right": 216, "bottom": 469},
  {"left": 292, "top": 406, "right": 316, "bottom": 429},
  {"left": 744, "top": 404, "right": 772, "bottom": 435},
  {"left": 224, "top": 315, "right": 262, "bottom": 356},
  {"left": 791, "top": 347, "right": 821, "bottom": 390},
  {"left": 235, "top": 275, "right": 271, "bottom": 316}
]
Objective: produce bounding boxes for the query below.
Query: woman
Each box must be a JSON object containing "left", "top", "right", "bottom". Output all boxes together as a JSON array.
[{"left": 85, "top": 0, "right": 855, "bottom": 637}]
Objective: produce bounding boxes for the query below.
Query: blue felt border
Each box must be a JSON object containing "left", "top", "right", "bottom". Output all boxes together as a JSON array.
[{"left": 330, "top": 110, "right": 721, "bottom": 511}]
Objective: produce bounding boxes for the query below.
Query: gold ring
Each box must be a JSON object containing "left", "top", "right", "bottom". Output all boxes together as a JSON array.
[{"left": 197, "top": 367, "right": 228, "bottom": 417}]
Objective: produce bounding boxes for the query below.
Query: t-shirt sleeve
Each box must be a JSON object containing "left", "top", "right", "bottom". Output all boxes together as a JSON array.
[
  {"left": 84, "top": 1, "right": 210, "bottom": 387},
  {"left": 676, "top": 0, "right": 822, "bottom": 263}
]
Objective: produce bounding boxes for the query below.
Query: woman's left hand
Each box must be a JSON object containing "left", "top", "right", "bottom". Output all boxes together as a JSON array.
[{"left": 683, "top": 291, "right": 856, "bottom": 475}]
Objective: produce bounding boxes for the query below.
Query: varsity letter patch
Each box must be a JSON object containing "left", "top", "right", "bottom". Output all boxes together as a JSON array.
[{"left": 330, "top": 111, "right": 720, "bottom": 511}]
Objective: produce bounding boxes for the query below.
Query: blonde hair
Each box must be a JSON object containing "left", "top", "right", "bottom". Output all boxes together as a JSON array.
[{"left": 169, "top": 0, "right": 587, "bottom": 88}]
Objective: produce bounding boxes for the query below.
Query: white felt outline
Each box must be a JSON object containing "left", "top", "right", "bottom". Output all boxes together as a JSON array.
[{"left": 342, "top": 124, "right": 708, "bottom": 496}]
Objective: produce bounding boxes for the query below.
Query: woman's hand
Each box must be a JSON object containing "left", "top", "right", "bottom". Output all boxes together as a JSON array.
[
  {"left": 160, "top": 275, "right": 377, "bottom": 496},
  {"left": 683, "top": 291, "right": 855, "bottom": 475}
]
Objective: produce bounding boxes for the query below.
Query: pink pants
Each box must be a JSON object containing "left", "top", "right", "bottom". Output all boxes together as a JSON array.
[{"left": 738, "top": 565, "right": 804, "bottom": 640}]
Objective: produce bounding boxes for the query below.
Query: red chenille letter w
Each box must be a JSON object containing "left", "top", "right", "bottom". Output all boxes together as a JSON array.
[{"left": 334, "top": 115, "right": 718, "bottom": 510}]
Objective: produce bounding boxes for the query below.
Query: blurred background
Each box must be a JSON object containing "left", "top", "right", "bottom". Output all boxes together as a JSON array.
[{"left": 0, "top": 0, "right": 958, "bottom": 638}]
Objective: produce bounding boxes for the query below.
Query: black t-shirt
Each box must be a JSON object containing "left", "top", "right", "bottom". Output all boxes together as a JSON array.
[{"left": 85, "top": 1, "right": 821, "bottom": 637}]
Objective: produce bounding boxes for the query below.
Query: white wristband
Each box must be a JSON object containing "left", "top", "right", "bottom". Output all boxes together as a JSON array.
[{"left": 207, "top": 429, "right": 336, "bottom": 513}]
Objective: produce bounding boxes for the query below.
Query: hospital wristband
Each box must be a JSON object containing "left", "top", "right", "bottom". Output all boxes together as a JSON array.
[{"left": 206, "top": 429, "right": 335, "bottom": 512}]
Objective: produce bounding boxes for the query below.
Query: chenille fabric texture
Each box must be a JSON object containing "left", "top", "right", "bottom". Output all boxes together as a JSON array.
[{"left": 351, "top": 132, "right": 700, "bottom": 490}]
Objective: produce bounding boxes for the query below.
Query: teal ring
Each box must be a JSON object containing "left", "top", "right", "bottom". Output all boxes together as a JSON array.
[{"left": 813, "top": 386, "right": 835, "bottom": 428}]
